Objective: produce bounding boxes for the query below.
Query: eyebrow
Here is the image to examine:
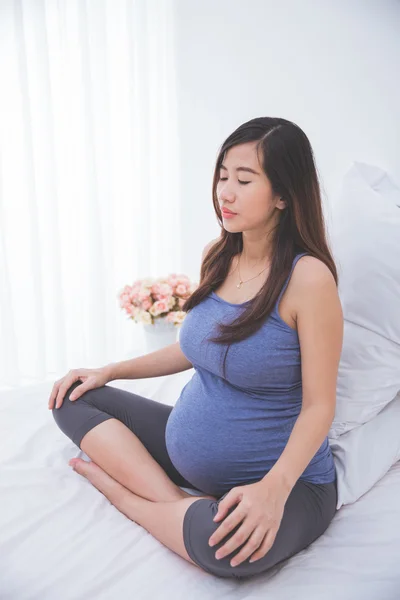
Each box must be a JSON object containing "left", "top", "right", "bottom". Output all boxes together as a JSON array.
[{"left": 220, "top": 164, "right": 260, "bottom": 175}]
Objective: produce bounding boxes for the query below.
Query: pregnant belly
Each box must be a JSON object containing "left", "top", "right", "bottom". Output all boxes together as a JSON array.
[{"left": 165, "top": 398, "right": 293, "bottom": 497}]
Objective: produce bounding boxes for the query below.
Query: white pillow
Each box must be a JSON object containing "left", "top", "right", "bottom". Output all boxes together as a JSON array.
[
  {"left": 331, "top": 391, "right": 400, "bottom": 508},
  {"left": 328, "top": 162, "right": 400, "bottom": 438},
  {"left": 329, "top": 321, "right": 400, "bottom": 438},
  {"left": 351, "top": 161, "right": 400, "bottom": 207}
]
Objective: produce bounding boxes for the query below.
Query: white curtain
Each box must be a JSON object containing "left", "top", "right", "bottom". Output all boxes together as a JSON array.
[{"left": 0, "top": 0, "right": 182, "bottom": 391}]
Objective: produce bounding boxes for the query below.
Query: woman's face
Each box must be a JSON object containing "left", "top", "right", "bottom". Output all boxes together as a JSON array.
[{"left": 216, "top": 141, "right": 285, "bottom": 233}]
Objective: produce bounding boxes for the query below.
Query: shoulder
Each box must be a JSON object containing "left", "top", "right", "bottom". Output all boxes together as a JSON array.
[
  {"left": 292, "top": 254, "right": 336, "bottom": 289},
  {"left": 201, "top": 236, "right": 220, "bottom": 262},
  {"left": 291, "top": 255, "right": 342, "bottom": 320}
]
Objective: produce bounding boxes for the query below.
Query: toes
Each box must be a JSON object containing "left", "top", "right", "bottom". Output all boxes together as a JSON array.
[{"left": 69, "top": 458, "right": 89, "bottom": 474}]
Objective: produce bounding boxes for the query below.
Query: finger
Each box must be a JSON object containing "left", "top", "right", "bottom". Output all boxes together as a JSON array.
[
  {"left": 54, "top": 376, "right": 78, "bottom": 409},
  {"left": 230, "top": 526, "right": 266, "bottom": 567},
  {"left": 249, "top": 527, "right": 277, "bottom": 563},
  {"left": 214, "top": 516, "right": 254, "bottom": 561},
  {"left": 213, "top": 488, "right": 240, "bottom": 522},
  {"left": 69, "top": 384, "right": 85, "bottom": 401},
  {"left": 48, "top": 382, "right": 61, "bottom": 410},
  {"left": 209, "top": 503, "right": 246, "bottom": 548}
]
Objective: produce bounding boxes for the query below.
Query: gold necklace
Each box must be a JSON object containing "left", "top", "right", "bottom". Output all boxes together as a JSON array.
[{"left": 236, "top": 253, "right": 269, "bottom": 289}]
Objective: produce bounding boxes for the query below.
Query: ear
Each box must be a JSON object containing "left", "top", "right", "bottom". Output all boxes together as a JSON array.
[{"left": 277, "top": 197, "right": 287, "bottom": 210}]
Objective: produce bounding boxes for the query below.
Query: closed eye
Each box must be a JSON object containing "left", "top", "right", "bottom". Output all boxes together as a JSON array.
[{"left": 219, "top": 177, "right": 250, "bottom": 185}]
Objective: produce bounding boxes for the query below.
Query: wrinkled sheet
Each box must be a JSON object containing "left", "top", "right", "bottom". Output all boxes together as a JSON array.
[{"left": 1, "top": 373, "right": 399, "bottom": 600}]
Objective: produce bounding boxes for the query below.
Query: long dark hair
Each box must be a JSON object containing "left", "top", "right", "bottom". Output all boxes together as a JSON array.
[{"left": 182, "top": 117, "right": 338, "bottom": 379}]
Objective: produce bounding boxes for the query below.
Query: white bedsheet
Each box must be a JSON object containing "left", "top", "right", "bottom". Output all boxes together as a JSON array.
[{"left": 1, "top": 373, "right": 399, "bottom": 600}]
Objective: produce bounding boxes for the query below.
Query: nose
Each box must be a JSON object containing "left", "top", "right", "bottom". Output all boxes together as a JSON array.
[{"left": 218, "top": 182, "right": 235, "bottom": 203}]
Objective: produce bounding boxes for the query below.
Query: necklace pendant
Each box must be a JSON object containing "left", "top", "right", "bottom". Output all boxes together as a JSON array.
[{"left": 237, "top": 281, "right": 242, "bottom": 289}]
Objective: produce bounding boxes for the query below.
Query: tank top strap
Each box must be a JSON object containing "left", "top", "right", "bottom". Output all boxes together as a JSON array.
[{"left": 273, "top": 252, "right": 309, "bottom": 313}]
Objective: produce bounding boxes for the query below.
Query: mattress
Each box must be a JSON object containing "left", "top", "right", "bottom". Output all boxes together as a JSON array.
[{"left": 1, "top": 372, "right": 399, "bottom": 600}]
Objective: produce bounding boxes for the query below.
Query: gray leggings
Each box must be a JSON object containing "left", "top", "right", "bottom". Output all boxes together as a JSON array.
[{"left": 52, "top": 379, "right": 338, "bottom": 580}]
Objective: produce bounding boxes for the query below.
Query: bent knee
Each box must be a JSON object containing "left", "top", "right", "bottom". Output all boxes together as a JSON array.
[
  {"left": 51, "top": 379, "right": 96, "bottom": 445},
  {"left": 182, "top": 497, "right": 276, "bottom": 579},
  {"left": 52, "top": 379, "right": 82, "bottom": 415}
]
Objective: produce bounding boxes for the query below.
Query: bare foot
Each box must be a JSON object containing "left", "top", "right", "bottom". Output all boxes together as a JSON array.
[
  {"left": 68, "top": 457, "right": 123, "bottom": 500},
  {"left": 69, "top": 457, "right": 218, "bottom": 503}
]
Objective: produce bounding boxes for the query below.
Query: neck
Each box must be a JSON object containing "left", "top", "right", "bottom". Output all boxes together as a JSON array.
[
  {"left": 240, "top": 245, "right": 272, "bottom": 270},
  {"left": 240, "top": 231, "right": 274, "bottom": 268}
]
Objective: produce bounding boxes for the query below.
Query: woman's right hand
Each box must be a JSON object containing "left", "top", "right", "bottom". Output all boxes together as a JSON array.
[{"left": 48, "top": 365, "right": 114, "bottom": 410}]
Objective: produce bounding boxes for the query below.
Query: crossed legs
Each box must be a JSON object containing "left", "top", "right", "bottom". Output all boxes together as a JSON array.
[{"left": 52, "top": 381, "right": 217, "bottom": 569}]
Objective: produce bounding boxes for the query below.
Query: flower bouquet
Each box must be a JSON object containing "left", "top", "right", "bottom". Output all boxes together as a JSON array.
[{"left": 117, "top": 273, "right": 198, "bottom": 352}]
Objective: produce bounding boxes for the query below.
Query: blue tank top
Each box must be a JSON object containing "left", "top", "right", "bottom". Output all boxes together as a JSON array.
[{"left": 165, "top": 252, "right": 337, "bottom": 497}]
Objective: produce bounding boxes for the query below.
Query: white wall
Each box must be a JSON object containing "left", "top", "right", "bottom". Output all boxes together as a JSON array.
[{"left": 173, "top": 0, "right": 400, "bottom": 279}]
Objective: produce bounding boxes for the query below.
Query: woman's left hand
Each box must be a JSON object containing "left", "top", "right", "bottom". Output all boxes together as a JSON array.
[{"left": 208, "top": 475, "right": 291, "bottom": 567}]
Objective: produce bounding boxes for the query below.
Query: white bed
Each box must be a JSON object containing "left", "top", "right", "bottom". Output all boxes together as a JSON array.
[{"left": 1, "top": 372, "right": 399, "bottom": 600}]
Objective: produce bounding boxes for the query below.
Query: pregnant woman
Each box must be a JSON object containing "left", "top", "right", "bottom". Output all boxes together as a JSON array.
[{"left": 49, "top": 116, "right": 343, "bottom": 580}]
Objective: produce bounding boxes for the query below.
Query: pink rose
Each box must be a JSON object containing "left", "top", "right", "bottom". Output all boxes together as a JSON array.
[
  {"left": 150, "top": 299, "right": 168, "bottom": 316},
  {"left": 142, "top": 298, "right": 152, "bottom": 311},
  {"left": 175, "top": 283, "right": 187, "bottom": 296}
]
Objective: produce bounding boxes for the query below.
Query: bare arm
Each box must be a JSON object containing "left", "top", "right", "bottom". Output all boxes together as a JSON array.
[
  {"left": 106, "top": 340, "right": 194, "bottom": 381},
  {"left": 107, "top": 237, "right": 220, "bottom": 381}
]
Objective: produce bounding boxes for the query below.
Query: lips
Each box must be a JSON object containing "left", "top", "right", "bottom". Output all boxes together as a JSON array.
[{"left": 221, "top": 207, "right": 237, "bottom": 215}]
